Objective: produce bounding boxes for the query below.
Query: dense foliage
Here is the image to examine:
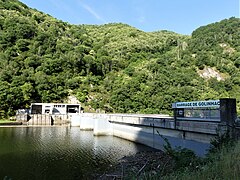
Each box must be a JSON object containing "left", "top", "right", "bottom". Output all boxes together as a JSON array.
[{"left": 0, "top": 0, "right": 239, "bottom": 116}]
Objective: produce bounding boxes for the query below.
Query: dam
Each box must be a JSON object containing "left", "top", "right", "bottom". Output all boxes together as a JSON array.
[
  {"left": 16, "top": 98, "right": 238, "bottom": 156},
  {"left": 72, "top": 113, "right": 216, "bottom": 156}
]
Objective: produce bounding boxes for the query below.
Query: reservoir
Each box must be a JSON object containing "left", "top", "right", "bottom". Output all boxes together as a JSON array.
[{"left": 0, "top": 127, "right": 154, "bottom": 179}]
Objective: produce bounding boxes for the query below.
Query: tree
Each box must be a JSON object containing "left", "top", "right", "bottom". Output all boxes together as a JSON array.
[{"left": 21, "top": 82, "right": 34, "bottom": 102}]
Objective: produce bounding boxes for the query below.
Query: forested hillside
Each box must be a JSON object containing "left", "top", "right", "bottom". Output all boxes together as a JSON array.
[{"left": 0, "top": 0, "right": 239, "bottom": 116}]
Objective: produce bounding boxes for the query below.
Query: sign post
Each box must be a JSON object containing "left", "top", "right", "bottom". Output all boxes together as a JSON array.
[
  {"left": 172, "top": 100, "right": 221, "bottom": 122},
  {"left": 172, "top": 98, "right": 237, "bottom": 135},
  {"left": 173, "top": 100, "right": 220, "bottom": 109}
]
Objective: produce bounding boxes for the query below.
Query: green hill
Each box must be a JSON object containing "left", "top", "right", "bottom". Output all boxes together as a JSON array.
[{"left": 0, "top": 0, "right": 239, "bottom": 116}]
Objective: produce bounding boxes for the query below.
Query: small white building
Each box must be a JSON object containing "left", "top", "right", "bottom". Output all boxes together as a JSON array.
[{"left": 30, "top": 103, "right": 82, "bottom": 115}]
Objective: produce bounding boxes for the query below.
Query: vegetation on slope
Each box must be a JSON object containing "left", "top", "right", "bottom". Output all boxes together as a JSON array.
[
  {"left": 161, "top": 133, "right": 240, "bottom": 180},
  {"left": 171, "top": 142, "right": 240, "bottom": 179},
  {"left": 0, "top": 0, "right": 239, "bottom": 116}
]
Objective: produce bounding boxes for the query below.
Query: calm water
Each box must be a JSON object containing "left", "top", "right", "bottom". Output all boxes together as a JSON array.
[{"left": 0, "top": 127, "right": 154, "bottom": 180}]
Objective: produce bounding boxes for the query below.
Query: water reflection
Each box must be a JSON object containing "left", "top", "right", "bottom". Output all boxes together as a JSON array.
[{"left": 0, "top": 127, "right": 154, "bottom": 179}]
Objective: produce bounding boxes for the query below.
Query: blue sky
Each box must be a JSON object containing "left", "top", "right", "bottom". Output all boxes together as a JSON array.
[{"left": 19, "top": 0, "right": 239, "bottom": 35}]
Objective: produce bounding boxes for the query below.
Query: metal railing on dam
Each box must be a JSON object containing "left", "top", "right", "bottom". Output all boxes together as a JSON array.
[{"left": 106, "top": 113, "right": 220, "bottom": 135}]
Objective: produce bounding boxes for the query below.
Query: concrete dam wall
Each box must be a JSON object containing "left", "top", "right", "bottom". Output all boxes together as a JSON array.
[{"left": 72, "top": 113, "right": 219, "bottom": 156}]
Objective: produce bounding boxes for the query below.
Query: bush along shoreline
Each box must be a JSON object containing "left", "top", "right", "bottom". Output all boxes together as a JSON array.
[
  {"left": 99, "top": 130, "right": 240, "bottom": 179},
  {"left": 0, "top": 119, "right": 22, "bottom": 126}
]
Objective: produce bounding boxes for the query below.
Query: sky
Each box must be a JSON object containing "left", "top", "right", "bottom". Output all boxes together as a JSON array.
[{"left": 19, "top": 0, "right": 239, "bottom": 35}]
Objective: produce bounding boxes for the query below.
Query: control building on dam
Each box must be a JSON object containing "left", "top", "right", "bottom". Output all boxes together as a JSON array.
[
  {"left": 16, "top": 98, "right": 239, "bottom": 156},
  {"left": 16, "top": 103, "right": 83, "bottom": 125}
]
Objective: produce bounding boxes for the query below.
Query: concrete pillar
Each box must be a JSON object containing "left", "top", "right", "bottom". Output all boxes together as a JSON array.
[
  {"left": 80, "top": 114, "right": 94, "bottom": 130},
  {"left": 93, "top": 114, "right": 113, "bottom": 136},
  {"left": 70, "top": 114, "right": 81, "bottom": 127},
  {"left": 220, "top": 98, "right": 237, "bottom": 137},
  {"left": 220, "top": 98, "right": 237, "bottom": 126}
]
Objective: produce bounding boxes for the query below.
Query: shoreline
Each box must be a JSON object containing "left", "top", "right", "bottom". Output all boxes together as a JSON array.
[
  {"left": 98, "top": 150, "right": 173, "bottom": 179},
  {"left": 0, "top": 121, "right": 22, "bottom": 126}
]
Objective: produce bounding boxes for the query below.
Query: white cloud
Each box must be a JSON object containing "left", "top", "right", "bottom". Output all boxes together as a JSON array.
[{"left": 77, "top": 1, "right": 107, "bottom": 23}]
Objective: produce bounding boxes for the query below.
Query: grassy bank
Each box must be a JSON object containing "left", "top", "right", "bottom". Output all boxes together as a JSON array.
[
  {"left": 0, "top": 119, "right": 20, "bottom": 125},
  {"left": 163, "top": 140, "right": 240, "bottom": 180},
  {"left": 0, "top": 119, "right": 14, "bottom": 123}
]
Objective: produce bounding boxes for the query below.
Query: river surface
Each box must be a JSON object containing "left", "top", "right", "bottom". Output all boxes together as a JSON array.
[{"left": 0, "top": 127, "right": 155, "bottom": 180}]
